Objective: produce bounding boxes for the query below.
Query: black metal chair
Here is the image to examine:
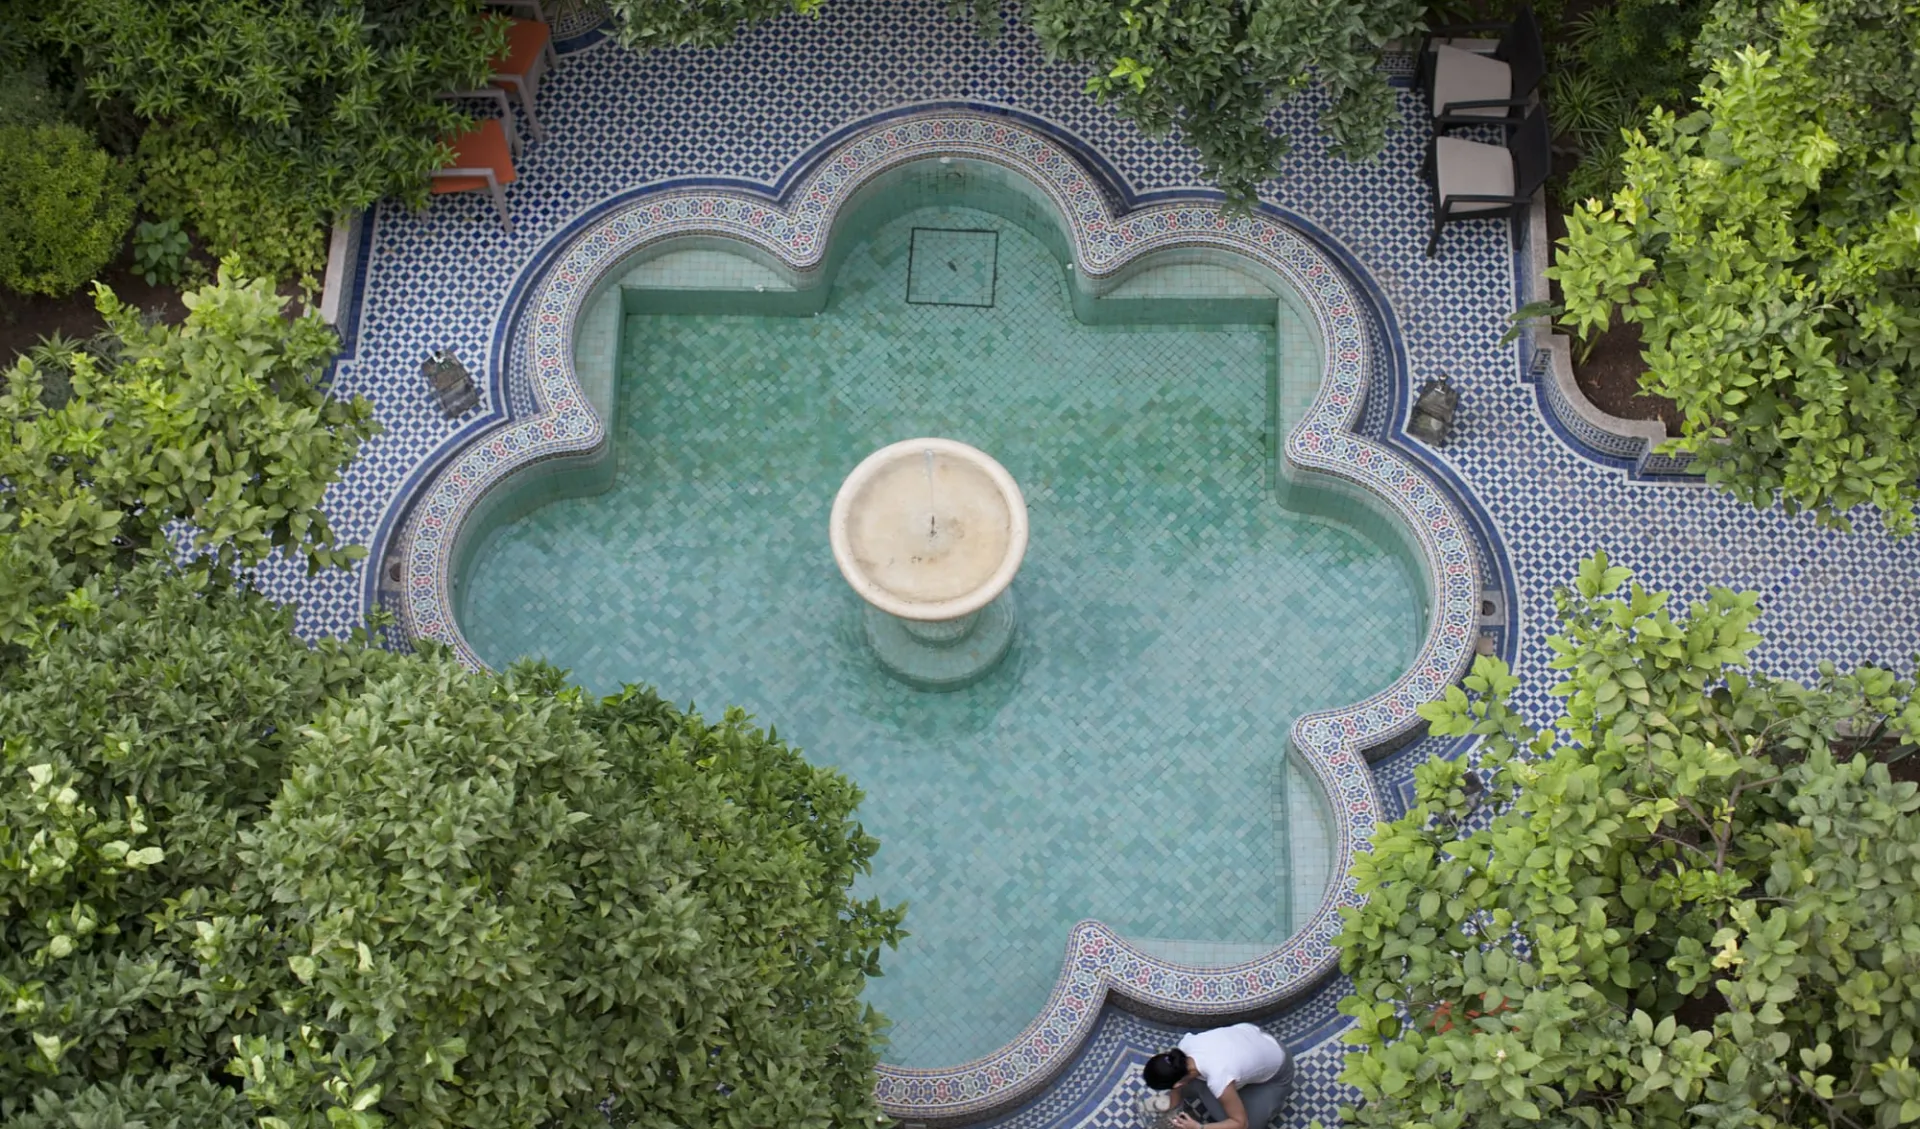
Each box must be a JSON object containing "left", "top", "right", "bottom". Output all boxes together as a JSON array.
[
  {"left": 1423, "top": 103, "right": 1550, "bottom": 257},
  {"left": 1418, "top": 5, "right": 1544, "bottom": 133}
]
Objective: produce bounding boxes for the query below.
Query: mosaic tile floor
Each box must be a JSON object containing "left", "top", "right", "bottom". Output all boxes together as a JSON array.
[
  {"left": 277, "top": 0, "right": 1920, "bottom": 1122},
  {"left": 456, "top": 203, "right": 1421, "bottom": 1067}
]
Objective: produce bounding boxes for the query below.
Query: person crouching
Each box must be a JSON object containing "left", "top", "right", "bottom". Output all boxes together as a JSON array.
[{"left": 1141, "top": 1023, "right": 1294, "bottom": 1129}]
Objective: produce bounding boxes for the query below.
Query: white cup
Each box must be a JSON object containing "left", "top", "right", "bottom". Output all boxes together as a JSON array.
[{"left": 1143, "top": 1092, "right": 1174, "bottom": 1115}]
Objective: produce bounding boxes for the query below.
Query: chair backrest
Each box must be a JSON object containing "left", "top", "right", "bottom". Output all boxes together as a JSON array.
[
  {"left": 1499, "top": 6, "right": 1545, "bottom": 100},
  {"left": 1507, "top": 104, "right": 1552, "bottom": 200}
]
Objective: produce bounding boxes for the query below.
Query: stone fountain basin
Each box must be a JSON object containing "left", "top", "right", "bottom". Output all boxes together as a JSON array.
[{"left": 829, "top": 437, "right": 1029, "bottom": 622}]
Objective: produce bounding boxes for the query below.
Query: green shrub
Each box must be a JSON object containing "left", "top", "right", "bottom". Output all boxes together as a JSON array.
[
  {"left": 49, "top": 0, "right": 506, "bottom": 286},
  {"left": 608, "top": 0, "right": 828, "bottom": 47},
  {"left": 138, "top": 126, "right": 328, "bottom": 287},
  {"left": 239, "top": 664, "right": 905, "bottom": 1129},
  {"left": 1552, "top": 0, "right": 1710, "bottom": 203},
  {"left": 1554, "top": 0, "right": 1920, "bottom": 532},
  {"left": 0, "top": 123, "right": 134, "bottom": 297},
  {"left": 0, "top": 563, "right": 404, "bottom": 1129},
  {"left": 0, "top": 562, "right": 904, "bottom": 1129},
  {"left": 1335, "top": 552, "right": 1920, "bottom": 1129},
  {"left": 0, "top": 59, "right": 61, "bottom": 129},
  {"left": 1562, "top": 0, "right": 1707, "bottom": 111},
  {"left": 1025, "top": 0, "right": 1426, "bottom": 209},
  {"left": 131, "top": 217, "right": 191, "bottom": 286},
  {"left": 0, "top": 266, "right": 376, "bottom": 632}
]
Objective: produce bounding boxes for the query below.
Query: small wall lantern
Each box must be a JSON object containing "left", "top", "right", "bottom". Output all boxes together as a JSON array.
[
  {"left": 423, "top": 349, "right": 478, "bottom": 418},
  {"left": 1409, "top": 374, "right": 1459, "bottom": 446}
]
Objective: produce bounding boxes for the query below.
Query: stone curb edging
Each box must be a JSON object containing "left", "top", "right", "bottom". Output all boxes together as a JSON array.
[
  {"left": 320, "top": 215, "right": 362, "bottom": 328},
  {"left": 394, "top": 111, "right": 1480, "bottom": 1123},
  {"left": 1517, "top": 190, "right": 1700, "bottom": 479}
]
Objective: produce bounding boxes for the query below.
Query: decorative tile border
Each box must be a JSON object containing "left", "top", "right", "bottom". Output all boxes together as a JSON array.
[{"left": 396, "top": 111, "right": 1481, "bottom": 1122}]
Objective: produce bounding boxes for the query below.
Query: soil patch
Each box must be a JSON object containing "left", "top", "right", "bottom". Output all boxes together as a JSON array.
[
  {"left": 1542, "top": 204, "right": 1682, "bottom": 437},
  {"left": 1573, "top": 320, "right": 1683, "bottom": 435},
  {"left": 0, "top": 245, "right": 189, "bottom": 366}
]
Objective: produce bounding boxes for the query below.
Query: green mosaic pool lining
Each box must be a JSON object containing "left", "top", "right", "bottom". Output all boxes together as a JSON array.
[{"left": 454, "top": 197, "right": 1422, "bottom": 1068}]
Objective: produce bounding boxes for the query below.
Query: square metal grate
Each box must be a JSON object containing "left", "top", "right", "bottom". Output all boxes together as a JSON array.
[{"left": 906, "top": 227, "right": 999, "bottom": 307}]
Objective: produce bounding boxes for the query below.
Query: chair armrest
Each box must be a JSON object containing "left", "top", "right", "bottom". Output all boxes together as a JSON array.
[
  {"left": 1426, "top": 19, "right": 1512, "bottom": 36},
  {"left": 438, "top": 87, "right": 512, "bottom": 114},
  {"left": 1440, "top": 98, "right": 1529, "bottom": 113},
  {"left": 1438, "top": 194, "right": 1529, "bottom": 216},
  {"left": 434, "top": 88, "right": 522, "bottom": 154},
  {"left": 1435, "top": 100, "right": 1532, "bottom": 126},
  {"left": 433, "top": 167, "right": 502, "bottom": 189}
]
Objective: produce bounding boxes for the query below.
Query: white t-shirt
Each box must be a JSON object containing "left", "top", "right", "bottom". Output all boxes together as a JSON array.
[{"left": 1178, "top": 1024, "right": 1288, "bottom": 1098}]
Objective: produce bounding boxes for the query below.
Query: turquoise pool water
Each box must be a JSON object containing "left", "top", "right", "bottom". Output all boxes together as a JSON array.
[{"left": 456, "top": 192, "right": 1423, "bottom": 1068}]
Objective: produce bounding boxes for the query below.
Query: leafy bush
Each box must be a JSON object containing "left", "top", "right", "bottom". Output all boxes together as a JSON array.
[
  {"left": 1543, "top": 68, "right": 1632, "bottom": 204},
  {"left": 0, "top": 122, "right": 134, "bottom": 297},
  {"left": 0, "top": 563, "right": 396, "bottom": 1129},
  {"left": 1025, "top": 0, "right": 1426, "bottom": 209},
  {"left": 240, "top": 665, "right": 904, "bottom": 1129},
  {"left": 136, "top": 126, "right": 329, "bottom": 285},
  {"left": 608, "top": 0, "right": 828, "bottom": 47},
  {"left": 1540, "top": 0, "right": 1711, "bottom": 206},
  {"left": 1562, "top": 0, "right": 1706, "bottom": 113},
  {"left": 0, "top": 59, "right": 62, "bottom": 129},
  {"left": 47, "top": 0, "right": 508, "bottom": 284},
  {"left": 1553, "top": 0, "right": 1920, "bottom": 532},
  {"left": 1335, "top": 552, "right": 1920, "bottom": 1129},
  {"left": 131, "top": 217, "right": 191, "bottom": 286},
  {"left": 0, "top": 564, "right": 904, "bottom": 1129},
  {"left": 0, "top": 266, "right": 376, "bottom": 635}
]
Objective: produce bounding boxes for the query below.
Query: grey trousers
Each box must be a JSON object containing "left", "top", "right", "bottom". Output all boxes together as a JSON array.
[{"left": 1189, "top": 1050, "right": 1295, "bottom": 1128}]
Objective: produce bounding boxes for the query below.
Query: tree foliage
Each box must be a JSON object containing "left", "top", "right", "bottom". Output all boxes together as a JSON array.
[
  {"left": 239, "top": 664, "right": 903, "bottom": 1129},
  {"left": 1026, "top": 0, "right": 1425, "bottom": 209},
  {"left": 135, "top": 124, "right": 332, "bottom": 285},
  {"left": 606, "top": 0, "right": 828, "bottom": 49},
  {"left": 0, "top": 564, "right": 398, "bottom": 1129},
  {"left": 0, "top": 268, "right": 376, "bottom": 644},
  {"left": 0, "top": 122, "right": 135, "bottom": 297},
  {"left": 41, "top": 0, "right": 508, "bottom": 281},
  {"left": 1546, "top": 0, "right": 1711, "bottom": 204},
  {"left": 1551, "top": 0, "right": 1920, "bottom": 533},
  {"left": 1335, "top": 552, "right": 1920, "bottom": 1129},
  {"left": 1, "top": 565, "right": 905, "bottom": 1129}
]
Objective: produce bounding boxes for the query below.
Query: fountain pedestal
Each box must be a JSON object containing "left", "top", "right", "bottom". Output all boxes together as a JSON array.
[{"left": 830, "top": 438, "right": 1029, "bottom": 691}]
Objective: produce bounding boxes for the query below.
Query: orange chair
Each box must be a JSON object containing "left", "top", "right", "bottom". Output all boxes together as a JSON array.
[
  {"left": 430, "top": 118, "right": 518, "bottom": 232},
  {"left": 489, "top": 18, "right": 558, "bottom": 140}
]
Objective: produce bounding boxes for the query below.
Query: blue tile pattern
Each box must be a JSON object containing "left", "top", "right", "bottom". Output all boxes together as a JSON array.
[
  {"left": 966, "top": 974, "right": 1358, "bottom": 1129},
  {"left": 262, "top": 2, "right": 1920, "bottom": 1124}
]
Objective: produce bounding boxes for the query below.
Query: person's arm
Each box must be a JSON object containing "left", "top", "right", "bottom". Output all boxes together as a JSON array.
[
  {"left": 1171, "top": 1080, "right": 1244, "bottom": 1129},
  {"left": 1210, "top": 1082, "right": 1249, "bottom": 1129}
]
